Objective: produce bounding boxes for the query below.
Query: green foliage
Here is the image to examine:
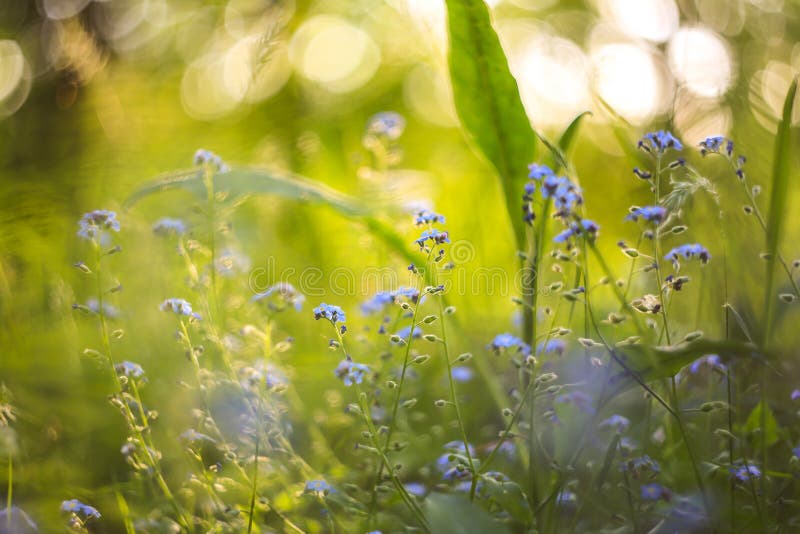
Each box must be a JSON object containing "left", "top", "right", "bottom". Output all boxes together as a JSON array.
[{"left": 424, "top": 493, "right": 511, "bottom": 534}]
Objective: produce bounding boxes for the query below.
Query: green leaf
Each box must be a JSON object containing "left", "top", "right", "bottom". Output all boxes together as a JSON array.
[
  {"left": 595, "top": 434, "right": 620, "bottom": 490},
  {"left": 444, "top": 0, "right": 537, "bottom": 249},
  {"left": 763, "top": 78, "right": 797, "bottom": 345},
  {"left": 541, "top": 111, "right": 592, "bottom": 173},
  {"left": 744, "top": 400, "right": 779, "bottom": 447},
  {"left": 125, "top": 166, "right": 419, "bottom": 266},
  {"left": 479, "top": 474, "right": 532, "bottom": 525},
  {"left": 425, "top": 493, "right": 511, "bottom": 534}
]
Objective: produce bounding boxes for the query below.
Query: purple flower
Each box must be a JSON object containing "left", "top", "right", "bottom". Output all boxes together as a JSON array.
[
  {"left": 599, "top": 414, "right": 630, "bottom": 433},
  {"left": 78, "top": 210, "right": 120, "bottom": 240},
  {"left": 334, "top": 360, "right": 370, "bottom": 386},
  {"left": 730, "top": 463, "right": 761, "bottom": 482},
  {"left": 689, "top": 354, "right": 725, "bottom": 375},
  {"left": 664, "top": 244, "right": 711, "bottom": 266},
  {"left": 405, "top": 482, "right": 427, "bottom": 497},
  {"left": 638, "top": 131, "right": 683, "bottom": 154},
  {"left": 791, "top": 389, "right": 800, "bottom": 401},
  {"left": 626, "top": 206, "right": 667, "bottom": 224},
  {"left": 640, "top": 483, "right": 670, "bottom": 501}
]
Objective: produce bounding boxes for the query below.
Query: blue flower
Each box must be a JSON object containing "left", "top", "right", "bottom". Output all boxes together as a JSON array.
[
  {"left": 194, "top": 149, "right": 230, "bottom": 172},
  {"left": 313, "top": 303, "right": 346, "bottom": 324},
  {"left": 115, "top": 361, "right": 145, "bottom": 378},
  {"left": 553, "top": 219, "right": 599, "bottom": 243},
  {"left": 415, "top": 229, "right": 450, "bottom": 249},
  {"left": 599, "top": 414, "right": 630, "bottom": 433},
  {"left": 556, "top": 490, "right": 577, "bottom": 506},
  {"left": 365, "top": 112, "right": 405, "bottom": 140},
  {"left": 180, "top": 429, "right": 216, "bottom": 443},
  {"left": 489, "top": 333, "right": 531, "bottom": 355},
  {"left": 792, "top": 389, "right": 800, "bottom": 401},
  {"left": 405, "top": 482, "right": 427, "bottom": 497},
  {"left": 555, "top": 391, "right": 595, "bottom": 414},
  {"left": 334, "top": 360, "right": 370, "bottom": 386},
  {"left": 688, "top": 354, "right": 725, "bottom": 374},
  {"left": 160, "top": 298, "right": 201, "bottom": 320},
  {"left": 625, "top": 206, "right": 667, "bottom": 224},
  {"left": 664, "top": 244, "right": 711, "bottom": 266},
  {"left": 528, "top": 163, "right": 555, "bottom": 180},
  {"left": 536, "top": 339, "right": 566, "bottom": 356},
  {"left": 152, "top": 217, "right": 186, "bottom": 236},
  {"left": 252, "top": 283, "right": 305, "bottom": 311},
  {"left": 632, "top": 167, "right": 652, "bottom": 180},
  {"left": 621, "top": 455, "right": 661, "bottom": 475},
  {"left": 78, "top": 210, "right": 120, "bottom": 240},
  {"left": 361, "top": 286, "right": 420, "bottom": 314},
  {"left": 730, "top": 463, "right": 761, "bottom": 482},
  {"left": 414, "top": 210, "right": 446, "bottom": 226},
  {"left": 85, "top": 298, "right": 120, "bottom": 319},
  {"left": 699, "top": 136, "right": 734, "bottom": 157},
  {"left": 638, "top": 131, "right": 683, "bottom": 154},
  {"left": 451, "top": 366, "right": 474, "bottom": 382},
  {"left": 304, "top": 480, "right": 333, "bottom": 494},
  {"left": 393, "top": 325, "right": 422, "bottom": 344},
  {"left": 61, "top": 499, "right": 101, "bottom": 520},
  {"left": 793, "top": 446, "right": 800, "bottom": 459},
  {"left": 640, "top": 483, "right": 670, "bottom": 501}
]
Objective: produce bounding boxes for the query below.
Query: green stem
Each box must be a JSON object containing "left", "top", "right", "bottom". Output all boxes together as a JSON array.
[{"left": 6, "top": 453, "right": 11, "bottom": 530}]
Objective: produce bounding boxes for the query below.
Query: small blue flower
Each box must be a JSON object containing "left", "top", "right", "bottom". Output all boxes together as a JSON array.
[
  {"left": 536, "top": 339, "right": 566, "bottom": 356},
  {"left": 365, "top": 112, "right": 405, "bottom": 140},
  {"left": 555, "top": 391, "right": 595, "bottom": 414},
  {"left": 414, "top": 210, "right": 446, "bottom": 226},
  {"left": 625, "top": 206, "right": 667, "bottom": 224},
  {"left": 638, "top": 131, "right": 683, "bottom": 154},
  {"left": 252, "top": 283, "right": 305, "bottom": 311},
  {"left": 405, "top": 482, "right": 427, "bottom": 497},
  {"left": 793, "top": 446, "right": 800, "bottom": 459},
  {"left": 556, "top": 489, "right": 577, "bottom": 506},
  {"left": 152, "top": 217, "right": 186, "bottom": 236},
  {"left": 115, "top": 361, "right": 145, "bottom": 378},
  {"left": 304, "top": 480, "right": 333, "bottom": 494},
  {"left": 528, "top": 163, "right": 555, "bottom": 180},
  {"left": 78, "top": 210, "right": 120, "bottom": 240},
  {"left": 335, "top": 360, "right": 370, "bottom": 386},
  {"left": 664, "top": 244, "right": 711, "bottom": 266},
  {"left": 632, "top": 167, "right": 652, "bottom": 180},
  {"left": 688, "top": 354, "right": 725, "bottom": 374},
  {"left": 160, "top": 298, "right": 201, "bottom": 320},
  {"left": 621, "top": 455, "right": 661, "bottom": 475},
  {"left": 180, "top": 429, "right": 216, "bottom": 443},
  {"left": 415, "top": 229, "right": 450, "bottom": 249},
  {"left": 313, "top": 303, "right": 346, "bottom": 324},
  {"left": 451, "top": 366, "right": 474, "bottom": 382},
  {"left": 730, "top": 463, "right": 761, "bottom": 482},
  {"left": 85, "top": 298, "right": 120, "bottom": 319},
  {"left": 489, "top": 333, "right": 531, "bottom": 355},
  {"left": 599, "top": 414, "right": 630, "bottom": 433},
  {"left": 792, "top": 389, "right": 800, "bottom": 401},
  {"left": 61, "top": 499, "right": 101, "bottom": 520},
  {"left": 640, "top": 483, "right": 670, "bottom": 501},
  {"left": 393, "top": 325, "right": 422, "bottom": 344},
  {"left": 553, "top": 219, "right": 599, "bottom": 244},
  {"left": 194, "top": 149, "right": 230, "bottom": 172},
  {"left": 699, "top": 136, "right": 734, "bottom": 157}
]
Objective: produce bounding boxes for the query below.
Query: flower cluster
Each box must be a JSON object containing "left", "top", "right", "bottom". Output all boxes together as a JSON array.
[
  {"left": 115, "top": 361, "right": 145, "bottom": 379},
  {"left": 415, "top": 228, "right": 450, "bottom": 249},
  {"left": 489, "top": 332, "right": 531, "bottom": 356},
  {"left": 61, "top": 499, "right": 101, "bottom": 520},
  {"left": 361, "top": 286, "right": 420, "bottom": 314},
  {"left": 78, "top": 209, "right": 120, "bottom": 240},
  {"left": 414, "top": 209, "right": 446, "bottom": 226},
  {"left": 193, "top": 148, "right": 229, "bottom": 172},
  {"left": 730, "top": 463, "right": 761, "bottom": 482},
  {"left": 313, "top": 303, "right": 346, "bottom": 325},
  {"left": 664, "top": 244, "right": 711, "bottom": 267},
  {"left": 553, "top": 219, "right": 599, "bottom": 244},
  {"left": 160, "top": 298, "right": 201, "bottom": 320},
  {"left": 625, "top": 206, "right": 667, "bottom": 224},
  {"left": 334, "top": 359, "right": 370, "bottom": 386},
  {"left": 698, "top": 136, "right": 734, "bottom": 157},
  {"left": 638, "top": 130, "right": 683, "bottom": 155}
]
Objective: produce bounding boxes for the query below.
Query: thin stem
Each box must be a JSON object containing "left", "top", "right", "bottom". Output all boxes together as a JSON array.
[{"left": 6, "top": 453, "right": 11, "bottom": 530}]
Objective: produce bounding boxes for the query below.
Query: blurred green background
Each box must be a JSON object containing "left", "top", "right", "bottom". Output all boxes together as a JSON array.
[{"left": 1, "top": 0, "right": 800, "bottom": 528}]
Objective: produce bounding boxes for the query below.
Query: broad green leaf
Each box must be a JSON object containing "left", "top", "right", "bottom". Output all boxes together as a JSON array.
[
  {"left": 425, "top": 493, "right": 511, "bottom": 534},
  {"left": 763, "top": 78, "right": 797, "bottom": 345},
  {"left": 744, "top": 400, "right": 779, "bottom": 447},
  {"left": 124, "top": 166, "right": 419, "bottom": 266},
  {"left": 444, "top": 0, "right": 537, "bottom": 249}
]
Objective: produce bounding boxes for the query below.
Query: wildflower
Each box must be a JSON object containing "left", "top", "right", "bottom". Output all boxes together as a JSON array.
[
  {"left": 664, "top": 244, "right": 711, "bottom": 266},
  {"left": 304, "top": 480, "right": 333, "bottom": 495},
  {"left": 313, "top": 303, "right": 346, "bottom": 325},
  {"left": 792, "top": 389, "right": 800, "bottom": 401},
  {"left": 451, "top": 366, "right": 474, "bottom": 382},
  {"left": 61, "top": 499, "right": 101, "bottom": 520},
  {"left": 599, "top": 414, "right": 630, "bottom": 433},
  {"left": 793, "top": 446, "right": 800, "bottom": 459},
  {"left": 85, "top": 298, "right": 120, "bottom": 318},
  {"left": 415, "top": 229, "right": 450, "bottom": 249},
  {"left": 393, "top": 325, "right": 422, "bottom": 344},
  {"left": 489, "top": 333, "right": 531, "bottom": 355},
  {"left": 633, "top": 167, "right": 652, "bottom": 180},
  {"left": 405, "top": 482, "right": 427, "bottom": 497},
  {"left": 334, "top": 360, "right": 370, "bottom": 386},
  {"left": 698, "top": 136, "right": 734, "bottom": 157},
  {"left": 553, "top": 219, "right": 599, "bottom": 244},
  {"left": 638, "top": 131, "right": 683, "bottom": 154},
  {"left": 640, "top": 483, "right": 670, "bottom": 501},
  {"left": 193, "top": 149, "right": 229, "bottom": 172},
  {"left": 688, "top": 354, "right": 725, "bottom": 375},
  {"left": 115, "top": 361, "right": 145, "bottom": 379},
  {"left": 252, "top": 283, "right": 305, "bottom": 311},
  {"left": 556, "top": 489, "right": 577, "bottom": 506},
  {"left": 361, "top": 287, "right": 419, "bottom": 314},
  {"left": 528, "top": 163, "right": 555, "bottom": 181},
  {"left": 78, "top": 210, "right": 120, "bottom": 240},
  {"left": 365, "top": 112, "right": 405, "bottom": 140},
  {"left": 730, "top": 463, "right": 761, "bottom": 482},
  {"left": 159, "top": 298, "right": 201, "bottom": 320},
  {"left": 536, "top": 339, "right": 566, "bottom": 356},
  {"left": 214, "top": 248, "right": 251, "bottom": 277},
  {"left": 626, "top": 206, "right": 667, "bottom": 224},
  {"left": 555, "top": 391, "right": 595, "bottom": 414},
  {"left": 621, "top": 455, "right": 661, "bottom": 476},
  {"left": 414, "top": 210, "right": 446, "bottom": 226},
  {"left": 152, "top": 217, "right": 186, "bottom": 236}
]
